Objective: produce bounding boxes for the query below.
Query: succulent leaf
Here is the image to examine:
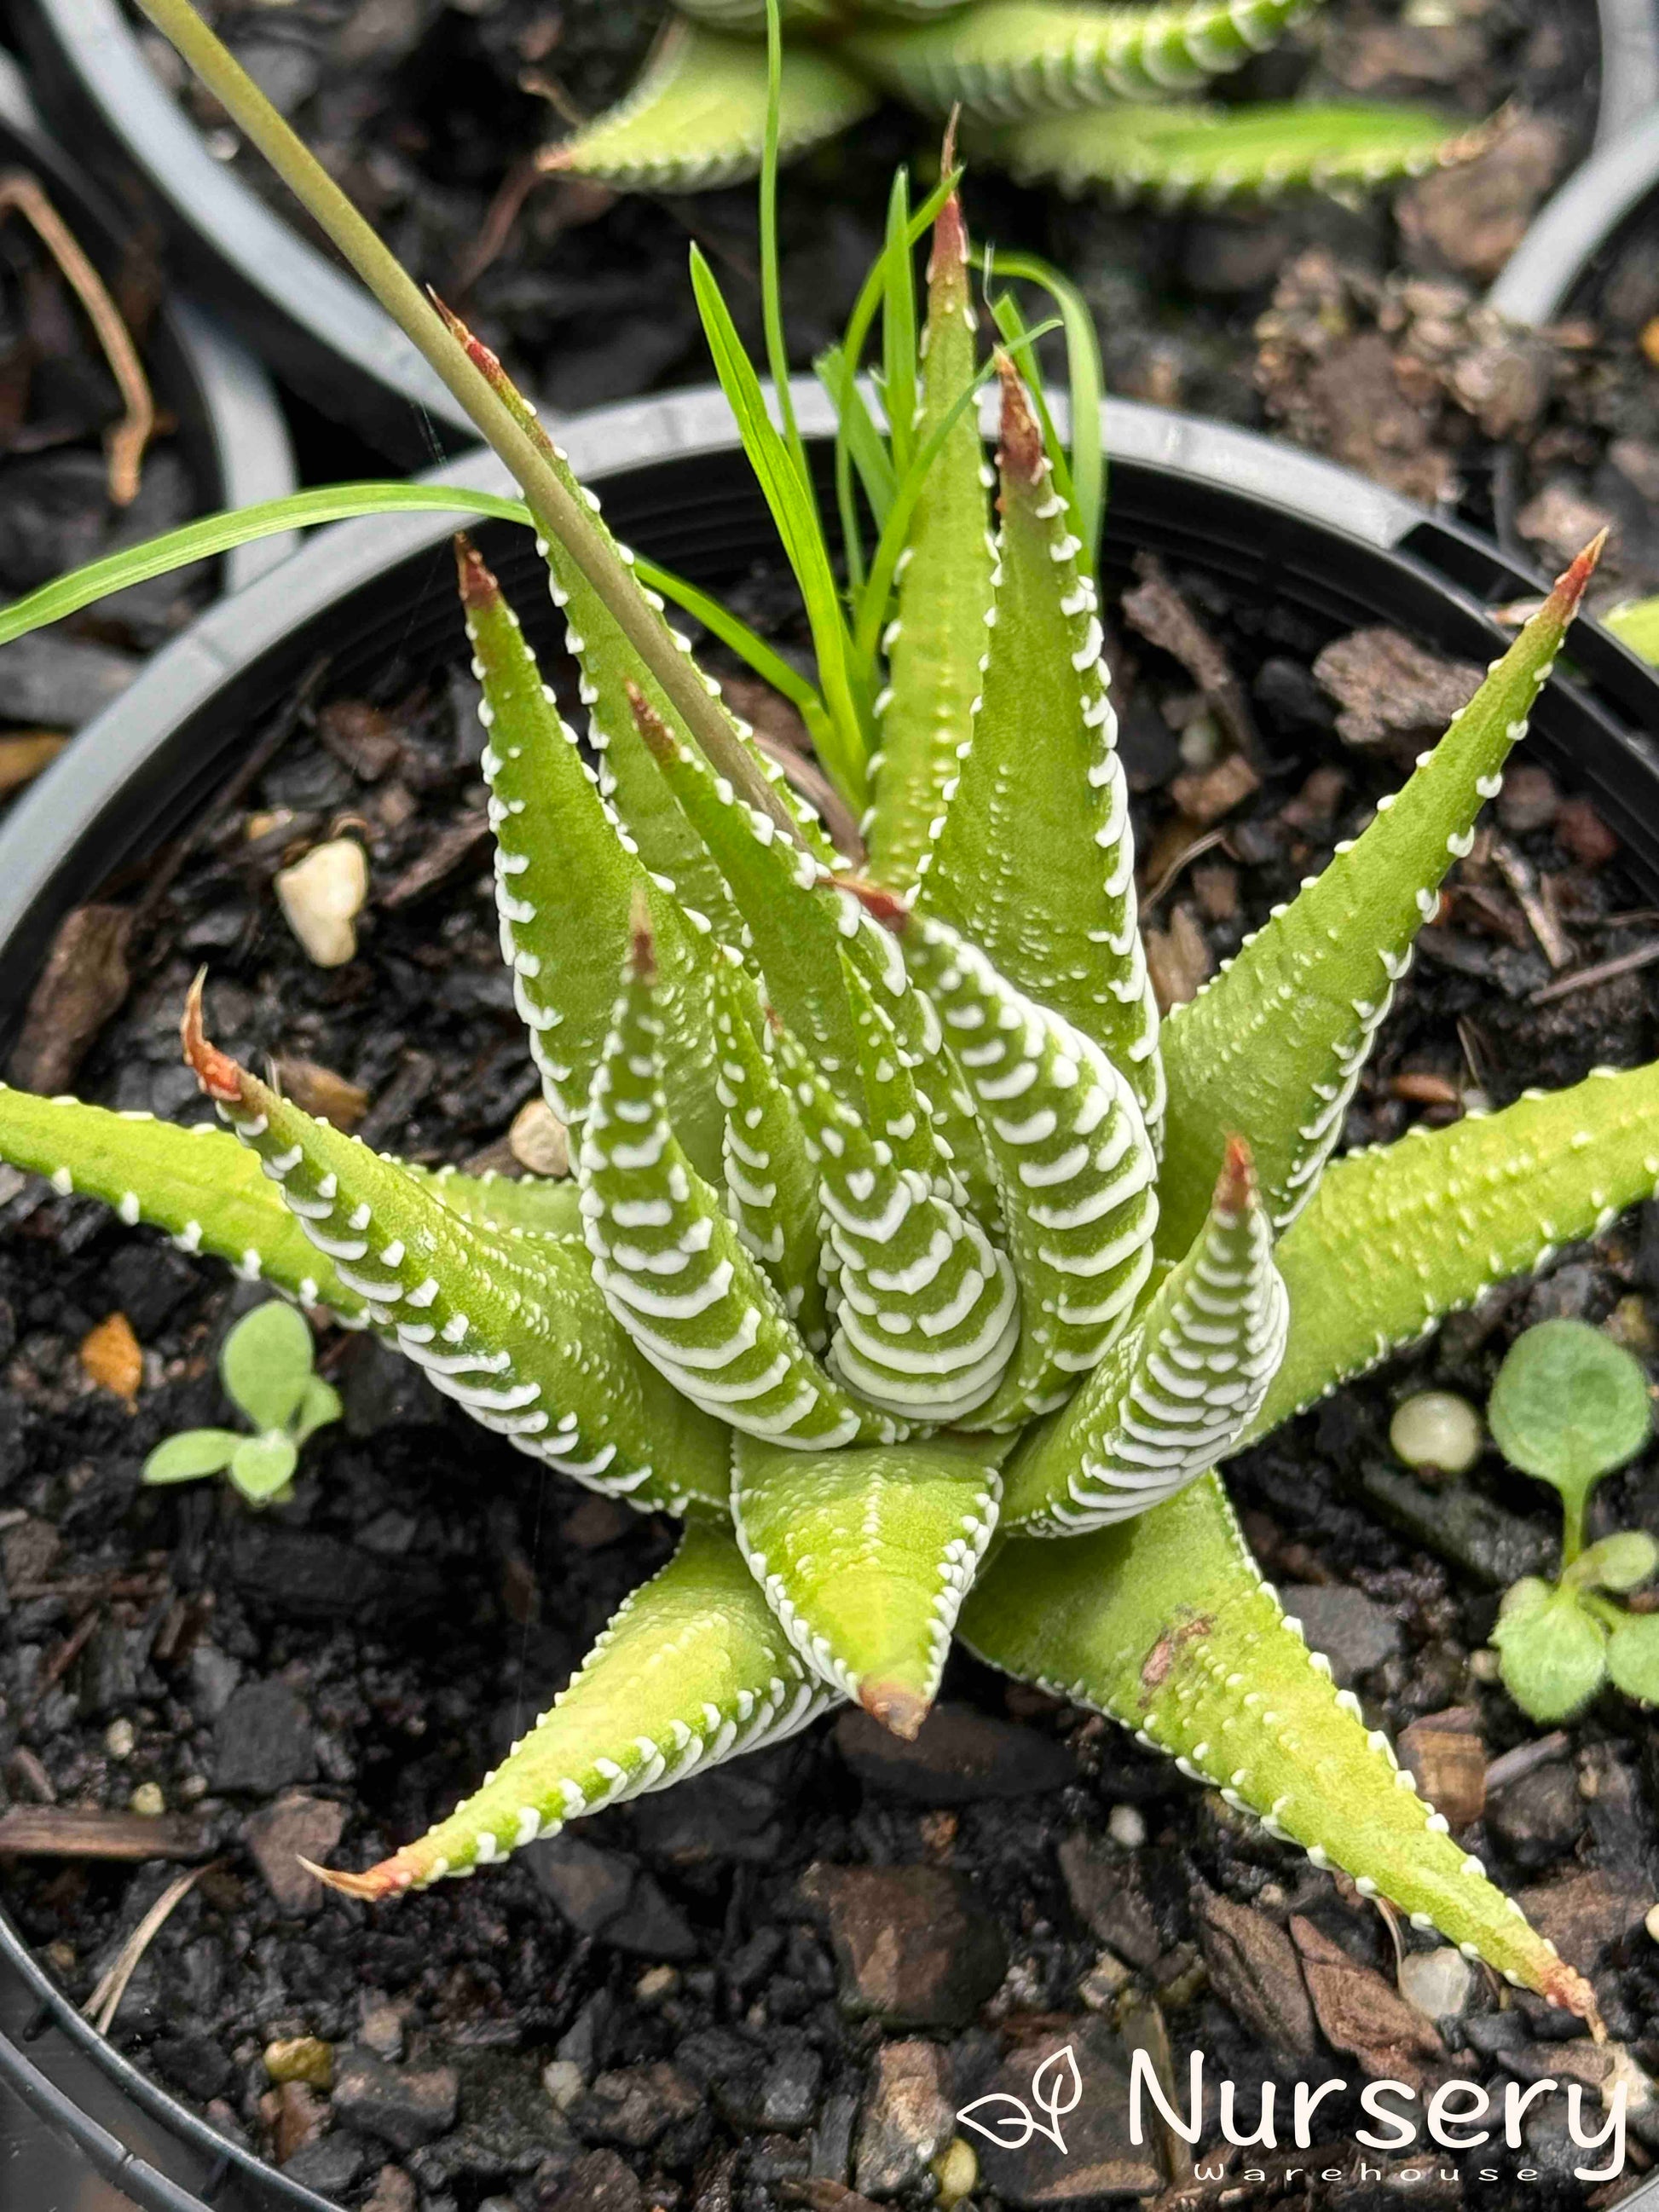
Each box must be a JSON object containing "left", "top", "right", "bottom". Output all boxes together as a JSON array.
[
  {"left": 1156, "top": 540, "right": 1604, "bottom": 1257},
  {"left": 542, "top": 20, "right": 876, "bottom": 190},
  {"left": 410, "top": 1164, "right": 581, "bottom": 1239},
  {"left": 713, "top": 958, "right": 831, "bottom": 1346},
  {"left": 732, "top": 1429, "right": 1007, "bottom": 1730},
  {"left": 1003, "top": 1134, "right": 1286, "bottom": 1532},
  {"left": 182, "top": 991, "right": 732, "bottom": 1511},
  {"left": 847, "top": 0, "right": 1324, "bottom": 121},
  {"left": 0, "top": 1086, "right": 361, "bottom": 1314},
  {"left": 461, "top": 537, "right": 730, "bottom": 1176},
  {"left": 986, "top": 99, "right": 1485, "bottom": 204},
  {"left": 767, "top": 996, "right": 1020, "bottom": 1422},
  {"left": 879, "top": 905, "right": 1159, "bottom": 1423},
  {"left": 579, "top": 914, "right": 896, "bottom": 1448},
  {"left": 962, "top": 1474, "right": 1601, "bottom": 2025},
  {"left": 315, "top": 1522, "right": 832, "bottom": 1896},
  {"left": 922, "top": 355, "right": 1161, "bottom": 1131},
  {"left": 1247, "top": 1059, "right": 1659, "bottom": 1444},
  {"left": 864, "top": 187, "right": 997, "bottom": 891}
]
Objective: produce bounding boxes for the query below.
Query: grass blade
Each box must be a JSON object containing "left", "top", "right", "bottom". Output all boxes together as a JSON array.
[
  {"left": 0, "top": 484, "right": 533, "bottom": 648},
  {"left": 988, "top": 250, "right": 1104, "bottom": 568},
  {"left": 880, "top": 168, "right": 918, "bottom": 478}
]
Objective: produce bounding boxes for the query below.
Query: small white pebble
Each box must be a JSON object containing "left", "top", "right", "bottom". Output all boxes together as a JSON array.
[
  {"left": 1646, "top": 1903, "right": 1659, "bottom": 1946},
  {"left": 103, "top": 1719, "right": 135, "bottom": 1759},
  {"left": 129, "top": 1782, "right": 165, "bottom": 1818},
  {"left": 634, "top": 1964, "right": 679, "bottom": 2003},
  {"left": 541, "top": 2058, "right": 585, "bottom": 2112},
  {"left": 275, "top": 838, "right": 369, "bottom": 968},
  {"left": 509, "top": 1097, "right": 570, "bottom": 1178},
  {"left": 1107, "top": 1803, "right": 1147, "bottom": 1849},
  {"left": 1390, "top": 1389, "right": 1483, "bottom": 1476}
]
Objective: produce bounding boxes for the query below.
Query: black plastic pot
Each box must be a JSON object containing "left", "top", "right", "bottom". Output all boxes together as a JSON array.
[
  {"left": 19, "top": 0, "right": 1659, "bottom": 470},
  {"left": 0, "top": 46, "right": 295, "bottom": 592},
  {"left": 3, "top": 385, "right": 1659, "bottom": 2209}
]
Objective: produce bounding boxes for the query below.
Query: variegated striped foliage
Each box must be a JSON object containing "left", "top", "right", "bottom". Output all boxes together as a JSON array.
[
  {"left": 0, "top": 165, "right": 1644, "bottom": 2041},
  {"left": 542, "top": 0, "right": 1488, "bottom": 206}
]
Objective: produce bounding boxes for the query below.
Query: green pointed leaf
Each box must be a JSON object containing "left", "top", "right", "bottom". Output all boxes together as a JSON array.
[
  {"left": 183, "top": 998, "right": 732, "bottom": 1514},
  {"left": 732, "top": 1430, "right": 1008, "bottom": 1730},
  {"left": 310, "top": 1523, "right": 832, "bottom": 1895},
  {"left": 460, "top": 536, "right": 729, "bottom": 1179},
  {"left": 1492, "top": 1590, "right": 1607, "bottom": 1724},
  {"left": 411, "top": 1165, "right": 582, "bottom": 1241},
  {"left": 544, "top": 20, "right": 875, "bottom": 192},
  {"left": 989, "top": 100, "right": 1486, "bottom": 205},
  {"left": 1488, "top": 1319, "right": 1653, "bottom": 1496},
  {"left": 886, "top": 907, "right": 1159, "bottom": 1424},
  {"left": 142, "top": 1429, "right": 242, "bottom": 1484},
  {"left": 864, "top": 186, "right": 996, "bottom": 892},
  {"left": 1606, "top": 1611, "right": 1659, "bottom": 1704},
  {"left": 848, "top": 0, "right": 1325, "bottom": 120},
  {"left": 0, "top": 1087, "right": 360, "bottom": 1316},
  {"left": 1246, "top": 1062, "right": 1659, "bottom": 1445},
  {"left": 1158, "top": 545, "right": 1603, "bottom": 1256},
  {"left": 712, "top": 960, "right": 830, "bottom": 1349},
  {"left": 923, "top": 358, "right": 1161, "bottom": 1129},
  {"left": 1004, "top": 1135, "right": 1286, "bottom": 1532},
  {"left": 292, "top": 1375, "right": 344, "bottom": 1446},
  {"left": 962, "top": 1473, "right": 1599, "bottom": 2023},
  {"left": 579, "top": 921, "right": 891, "bottom": 1449},
  {"left": 230, "top": 1431, "right": 299, "bottom": 1503},
  {"left": 220, "top": 1300, "right": 315, "bottom": 1431}
]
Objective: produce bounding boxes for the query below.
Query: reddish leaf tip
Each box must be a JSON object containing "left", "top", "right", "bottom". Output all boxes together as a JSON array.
[
  {"left": 181, "top": 972, "right": 245, "bottom": 1105},
  {"left": 627, "top": 884, "right": 657, "bottom": 985},
  {"left": 1551, "top": 530, "right": 1607, "bottom": 619},
  {"left": 1216, "top": 1133, "right": 1256, "bottom": 1214},
  {"left": 297, "top": 1853, "right": 399, "bottom": 1902},
  {"left": 832, "top": 875, "right": 910, "bottom": 934},
  {"left": 861, "top": 1679, "right": 930, "bottom": 1741},
  {"left": 454, "top": 533, "right": 497, "bottom": 607},
  {"left": 627, "top": 681, "right": 674, "bottom": 763},
  {"left": 994, "top": 353, "right": 1044, "bottom": 489}
]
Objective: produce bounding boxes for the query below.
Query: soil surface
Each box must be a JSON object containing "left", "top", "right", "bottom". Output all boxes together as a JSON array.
[
  {"left": 0, "top": 128, "right": 213, "bottom": 817},
  {"left": 1, "top": 533, "right": 1657, "bottom": 2212}
]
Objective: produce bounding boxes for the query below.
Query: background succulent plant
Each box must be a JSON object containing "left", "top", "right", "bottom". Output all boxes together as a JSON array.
[
  {"left": 541, "top": 0, "right": 1492, "bottom": 206},
  {"left": 0, "top": 0, "right": 1651, "bottom": 2044}
]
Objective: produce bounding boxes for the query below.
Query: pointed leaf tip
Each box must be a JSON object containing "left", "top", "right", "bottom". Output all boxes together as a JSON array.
[
  {"left": 994, "top": 353, "right": 1044, "bottom": 488},
  {"left": 454, "top": 532, "right": 494, "bottom": 606},
  {"left": 295, "top": 1854, "right": 395, "bottom": 1902},
  {"left": 1552, "top": 530, "right": 1606, "bottom": 616},
  {"left": 862, "top": 1681, "right": 930, "bottom": 1740},
  {"left": 627, "top": 885, "right": 657, "bottom": 984},
  {"left": 181, "top": 973, "right": 244, "bottom": 1105},
  {"left": 930, "top": 182, "right": 968, "bottom": 280},
  {"left": 834, "top": 875, "right": 910, "bottom": 933},
  {"left": 1217, "top": 1132, "right": 1254, "bottom": 1215}
]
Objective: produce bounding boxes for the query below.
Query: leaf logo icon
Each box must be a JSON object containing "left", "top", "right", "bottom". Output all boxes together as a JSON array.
[{"left": 957, "top": 2042, "right": 1083, "bottom": 2154}]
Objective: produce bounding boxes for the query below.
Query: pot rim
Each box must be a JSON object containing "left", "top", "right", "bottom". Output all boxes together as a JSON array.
[
  {"left": 0, "top": 46, "right": 295, "bottom": 591},
  {"left": 3, "top": 382, "right": 1659, "bottom": 2212},
  {"left": 19, "top": 0, "right": 1650, "bottom": 465}
]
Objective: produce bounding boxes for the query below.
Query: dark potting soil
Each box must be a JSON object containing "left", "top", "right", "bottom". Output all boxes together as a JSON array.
[
  {"left": 132, "top": 0, "right": 1593, "bottom": 423},
  {"left": 0, "top": 160, "right": 212, "bottom": 812},
  {"left": 1, "top": 550, "right": 1658, "bottom": 2212}
]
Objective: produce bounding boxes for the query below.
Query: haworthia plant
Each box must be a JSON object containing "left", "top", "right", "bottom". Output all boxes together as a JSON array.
[
  {"left": 0, "top": 0, "right": 1644, "bottom": 2040},
  {"left": 541, "top": 0, "right": 1490, "bottom": 205}
]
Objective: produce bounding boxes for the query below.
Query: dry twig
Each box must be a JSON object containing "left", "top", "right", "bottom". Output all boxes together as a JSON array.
[
  {"left": 84, "top": 1861, "right": 217, "bottom": 2036},
  {"left": 0, "top": 168, "right": 154, "bottom": 505}
]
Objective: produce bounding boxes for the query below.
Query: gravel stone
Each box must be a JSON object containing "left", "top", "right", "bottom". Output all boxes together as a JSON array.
[
  {"left": 833, "top": 1703, "right": 1075, "bottom": 1805},
  {"left": 332, "top": 2048, "right": 460, "bottom": 2152},
  {"left": 853, "top": 2040, "right": 954, "bottom": 2198},
  {"left": 1280, "top": 1583, "right": 1402, "bottom": 1684},
  {"left": 212, "top": 1678, "right": 317, "bottom": 1795},
  {"left": 798, "top": 1863, "right": 1008, "bottom": 2028}
]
